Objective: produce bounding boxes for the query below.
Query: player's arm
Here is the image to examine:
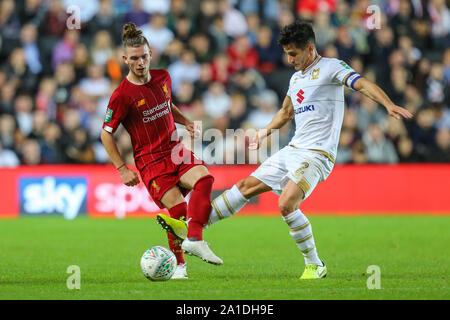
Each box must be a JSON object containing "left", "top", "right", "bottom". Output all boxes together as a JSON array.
[
  {"left": 171, "top": 101, "right": 197, "bottom": 137},
  {"left": 353, "top": 78, "right": 413, "bottom": 120},
  {"left": 100, "top": 129, "right": 140, "bottom": 186},
  {"left": 249, "top": 95, "right": 294, "bottom": 149}
]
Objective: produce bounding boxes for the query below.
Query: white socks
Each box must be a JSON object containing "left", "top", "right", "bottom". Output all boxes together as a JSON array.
[
  {"left": 283, "top": 209, "right": 322, "bottom": 266},
  {"left": 208, "top": 185, "right": 249, "bottom": 225}
]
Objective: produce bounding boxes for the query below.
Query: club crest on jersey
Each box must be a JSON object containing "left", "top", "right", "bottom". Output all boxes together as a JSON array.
[
  {"left": 311, "top": 68, "right": 320, "bottom": 80},
  {"left": 162, "top": 84, "right": 170, "bottom": 98}
]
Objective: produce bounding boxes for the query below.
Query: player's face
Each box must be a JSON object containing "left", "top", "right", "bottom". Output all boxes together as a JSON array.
[
  {"left": 283, "top": 43, "right": 314, "bottom": 71},
  {"left": 123, "top": 45, "right": 151, "bottom": 79}
]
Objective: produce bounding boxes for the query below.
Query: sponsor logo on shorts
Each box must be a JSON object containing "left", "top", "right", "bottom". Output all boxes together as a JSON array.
[{"left": 152, "top": 180, "right": 161, "bottom": 193}]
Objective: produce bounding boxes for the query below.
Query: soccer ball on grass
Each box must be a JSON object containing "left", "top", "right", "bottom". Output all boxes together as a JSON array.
[{"left": 140, "top": 246, "right": 177, "bottom": 281}]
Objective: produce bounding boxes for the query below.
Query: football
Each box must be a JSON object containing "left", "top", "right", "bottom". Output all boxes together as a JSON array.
[{"left": 140, "top": 246, "right": 177, "bottom": 281}]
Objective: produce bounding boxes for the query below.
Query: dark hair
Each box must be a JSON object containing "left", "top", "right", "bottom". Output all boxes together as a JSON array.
[
  {"left": 122, "top": 22, "right": 149, "bottom": 48},
  {"left": 278, "top": 20, "right": 316, "bottom": 49}
]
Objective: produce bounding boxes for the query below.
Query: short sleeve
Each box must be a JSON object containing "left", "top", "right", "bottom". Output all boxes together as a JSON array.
[
  {"left": 330, "top": 59, "right": 362, "bottom": 91},
  {"left": 102, "top": 89, "right": 129, "bottom": 134}
]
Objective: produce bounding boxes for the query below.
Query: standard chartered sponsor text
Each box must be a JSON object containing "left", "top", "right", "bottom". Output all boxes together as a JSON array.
[{"left": 142, "top": 100, "right": 170, "bottom": 123}]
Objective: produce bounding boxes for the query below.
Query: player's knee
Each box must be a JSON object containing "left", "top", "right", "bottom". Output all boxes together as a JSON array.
[
  {"left": 278, "top": 198, "right": 297, "bottom": 216},
  {"left": 236, "top": 178, "right": 255, "bottom": 198},
  {"left": 193, "top": 174, "right": 214, "bottom": 191}
]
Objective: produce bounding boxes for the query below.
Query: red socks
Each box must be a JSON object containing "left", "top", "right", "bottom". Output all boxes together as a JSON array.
[
  {"left": 187, "top": 175, "right": 214, "bottom": 241},
  {"left": 167, "top": 202, "right": 187, "bottom": 264}
]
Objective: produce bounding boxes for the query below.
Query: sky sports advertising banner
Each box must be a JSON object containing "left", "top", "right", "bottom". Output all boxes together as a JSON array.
[{"left": 0, "top": 164, "right": 449, "bottom": 219}]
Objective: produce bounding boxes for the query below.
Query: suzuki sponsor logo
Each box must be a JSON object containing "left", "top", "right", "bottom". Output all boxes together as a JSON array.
[
  {"left": 295, "top": 105, "right": 315, "bottom": 114},
  {"left": 19, "top": 176, "right": 87, "bottom": 219}
]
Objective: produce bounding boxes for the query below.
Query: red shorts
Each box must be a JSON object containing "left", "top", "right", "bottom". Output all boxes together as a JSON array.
[{"left": 139, "top": 145, "right": 205, "bottom": 209}]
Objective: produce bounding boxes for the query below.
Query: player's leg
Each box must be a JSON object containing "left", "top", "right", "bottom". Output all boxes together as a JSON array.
[
  {"left": 159, "top": 186, "right": 189, "bottom": 279},
  {"left": 207, "top": 146, "right": 287, "bottom": 227},
  {"left": 207, "top": 176, "right": 271, "bottom": 225},
  {"left": 279, "top": 180, "right": 326, "bottom": 279},
  {"left": 178, "top": 165, "right": 213, "bottom": 240},
  {"left": 177, "top": 165, "right": 223, "bottom": 265},
  {"left": 280, "top": 150, "right": 332, "bottom": 279}
]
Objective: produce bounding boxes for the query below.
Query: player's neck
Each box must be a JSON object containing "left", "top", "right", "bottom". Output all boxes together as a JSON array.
[
  {"left": 127, "top": 71, "right": 151, "bottom": 85},
  {"left": 302, "top": 51, "right": 320, "bottom": 73}
]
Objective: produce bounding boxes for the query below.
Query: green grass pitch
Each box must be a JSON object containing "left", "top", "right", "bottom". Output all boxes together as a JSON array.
[{"left": 0, "top": 215, "right": 448, "bottom": 300}]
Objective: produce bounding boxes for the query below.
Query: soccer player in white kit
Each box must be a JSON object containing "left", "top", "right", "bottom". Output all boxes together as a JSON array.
[{"left": 159, "top": 21, "right": 413, "bottom": 279}]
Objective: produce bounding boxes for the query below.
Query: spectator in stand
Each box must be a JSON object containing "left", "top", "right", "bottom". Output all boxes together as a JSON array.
[
  {"left": 409, "top": 108, "right": 437, "bottom": 160},
  {"left": 141, "top": 0, "right": 171, "bottom": 15},
  {"left": 428, "top": 0, "right": 450, "bottom": 50},
  {"left": 4, "top": 48, "right": 37, "bottom": 93},
  {"left": 219, "top": 0, "right": 248, "bottom": 38},
  {"left": 227, "top": 35, "right": 259, "bottom": 73},
  {"left": 426, "top": 128, "right": 450, "bottom": 162},
  {"left": 124, "top": 0, "right": 150, "bottom": 27},
  {"left": 28, "top": 109, "right": 49, "bottom": 141},
  {"left": 0, "top": 139, "right": 20, "bottom": 167},
  {"left": 426, "top": 62, "right": 447, "bottom": 104},
  {"left": 20, "top": 23, "right": 42, "bottom": 75},
  {"left": 0, "top": 0, "right": 21, "bottom": 60},
  {"left": 0, "top": 81, "right": 17, "bottom": 115},
  {"left": 41, "top": 0, "right": 68, "bottom": 37},
  {"left": 245, "top": 13, "right": 261, "bottom": 46},
  {"left": 313, "top": 11, "right": 336, "bottom": 52},
  {"left": 86, "top": 0, "right": 122, "bottom": 45},
  {"left": 255, "top": 25, "right": 282, "bottom": 74},
  {"left": 141, "top": 13, "right": 174, "bottom": 54},
  {"left": 227, "top": 92, "right": 249, "bottom": 131},
  {"left": 333, "top": 25, "right": 357, "bottom": 63},
  {"left": 296, "top": 0, "right": 336, "bottom": 21},
  {"left": 40, "top": 121, "right": 64, "bottom": 163},
  {"left": 202, "top": 82, "right": 230, "bottom": 133},
  {"left": 19, "top": 138, "right": 42, "bottom": 165},
  {"left": 90, "top": 30, "right": 114, "bottom": 67},
  {"left": 397, "top": 135, "right": 421, "bottom": 162},
  {"left": 189, "top": 33, "right": 214, "bottom": 64},
  {"left": 52, "top": 29, "right": 80, "bottom": 70},
  {"left": 79, "top": 63, "right": 110, "bottom": 99},
  {"left": 356, "top": 95, "right": 387, "bottom": 132},
  {"left": 167, "top": 49, "right": 200, "bottom": 94},
  {"left": 18, "top": 0, "right": 47, "bottom": 27},
  {"left": 209, "top": 16, "right": 230, "bottom": 54},
  {"left": 0, "top": 114, "right": 17, "bottom": 150},
  {"left": 14, "top": 94, "right": 34, "bottom": 137},
  {"left": 246, "top": 89, "right": 278, "bottom": 130},
  {"left": 173, "top": 14, "right": 193, "bottom": 43},
  {"left": 167, "top": 0, "right": 195, "bottom": 32}
]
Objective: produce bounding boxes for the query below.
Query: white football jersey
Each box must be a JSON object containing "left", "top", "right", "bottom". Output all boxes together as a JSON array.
[{"left": 286, "top": 56, "right": 361, "bottom": 162}]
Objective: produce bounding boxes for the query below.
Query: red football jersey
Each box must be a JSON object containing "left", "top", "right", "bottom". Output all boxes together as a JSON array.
[{"left": 102, "top": 69, "right": 179, "bottom": 171}]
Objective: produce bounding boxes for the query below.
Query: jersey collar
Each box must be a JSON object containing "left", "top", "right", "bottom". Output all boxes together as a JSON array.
[
  {"left": 126, "top": 72, "right": 152, "bottom": 85},
  {"left": 302, "top": 55, "right": 322, "bottom": 75}
]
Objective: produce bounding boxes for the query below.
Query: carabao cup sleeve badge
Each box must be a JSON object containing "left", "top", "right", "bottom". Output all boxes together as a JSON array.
[{"left": 105, "top": 108, "right": 113, "bottom": 123}]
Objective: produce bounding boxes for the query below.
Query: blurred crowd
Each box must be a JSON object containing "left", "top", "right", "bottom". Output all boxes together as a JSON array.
[{"left": 0, "top": 0, "right": 449, "bottom": 167}]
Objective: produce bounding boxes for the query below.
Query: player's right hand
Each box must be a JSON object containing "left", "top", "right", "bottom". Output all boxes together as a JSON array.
[
  {"left": 119, "top": 166, "right": 140, "bottom": 186},
  {"left": 248, "top": 131, "right": 261, "bottom": 150}
]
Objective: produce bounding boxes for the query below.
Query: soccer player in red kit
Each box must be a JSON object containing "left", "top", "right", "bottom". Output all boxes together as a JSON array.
[{"left": 100, "top": 23, "right": 223, "bottom": 279}]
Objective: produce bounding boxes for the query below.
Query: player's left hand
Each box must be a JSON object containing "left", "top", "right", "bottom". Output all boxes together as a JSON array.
[
  {"left": 186, "top": 121, "right": 201, "bottom": 138},
  {"left": 386, "top": 105, "right": 414, "bottom": 120}
]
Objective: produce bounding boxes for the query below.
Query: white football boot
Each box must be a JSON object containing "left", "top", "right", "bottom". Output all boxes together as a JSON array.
[
  {"left": 171, "top": 263, "right": 188, "bottom": 279},
  {"left": 181, "top": 239, "right": 223, "bottom": 265}
]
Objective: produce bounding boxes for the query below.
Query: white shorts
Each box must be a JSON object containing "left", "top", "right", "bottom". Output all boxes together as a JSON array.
[{"left": 251, "top": 146, "right": 334, "bottom": 200}]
